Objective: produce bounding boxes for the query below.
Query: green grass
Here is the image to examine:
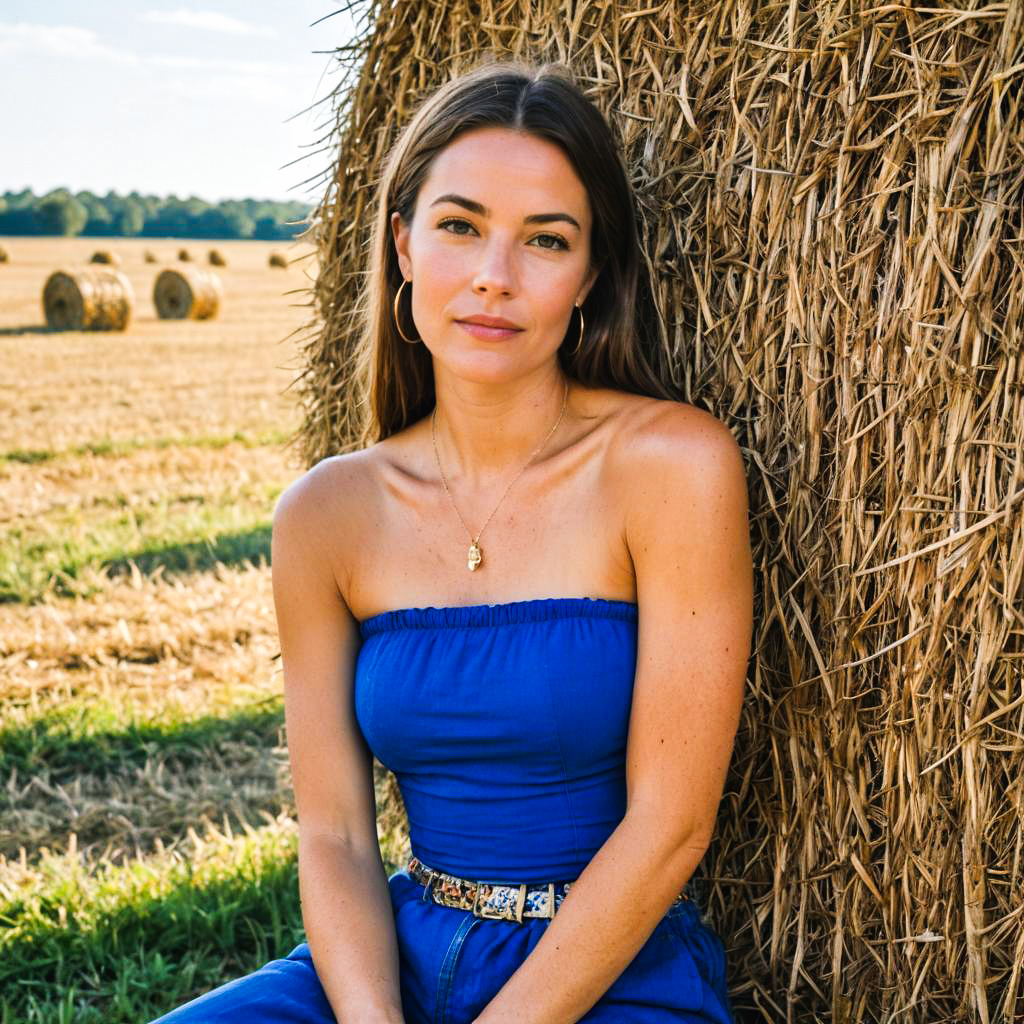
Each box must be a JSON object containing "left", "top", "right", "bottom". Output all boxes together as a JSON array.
[
  {"left": 0, "top": 490, "right": 278, "bottom": 603},
  {"left": 1, "top": 427, "right": 296, "bottom": 465},
  {"left": 0, "top": 686, "right": 289, "bottom": 863},
  {"left": 0, "top": 821, "right": 305, "bottom": 1024},
  {"left": 0, "top": 808, "right": 409, "bottom": 1024},
  {"left": 0, "top": 700, "right": 284, "bottom": 783}
]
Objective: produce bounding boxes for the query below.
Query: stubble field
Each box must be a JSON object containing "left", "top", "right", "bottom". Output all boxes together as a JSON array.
[{"left": 0, "top": 236, "right": 404, "bottom": 1023}]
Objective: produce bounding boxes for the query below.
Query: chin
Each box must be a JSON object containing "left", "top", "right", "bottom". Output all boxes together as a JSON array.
[{"left": 436, "top": 353, "right": 533, "bottom": 386}]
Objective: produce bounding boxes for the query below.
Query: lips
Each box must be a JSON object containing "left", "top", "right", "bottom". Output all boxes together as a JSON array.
[
  {"left": 457, "top": 320, "right": 523, "bottom": 340},
  {"left": 456, "top": 316, "right": 523, "bottom": 329}
]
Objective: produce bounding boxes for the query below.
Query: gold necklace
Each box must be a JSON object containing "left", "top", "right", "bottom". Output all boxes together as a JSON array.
[{"left": 431, "top": 381, "right": 569, "bottom": 572}]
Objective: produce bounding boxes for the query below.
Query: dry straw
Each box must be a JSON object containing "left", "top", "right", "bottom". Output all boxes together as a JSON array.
[
  {"left": 153, "top": 266, "right": 222, "bottom": 320},
  {"left": 293, "top": 4, "right": 1024, "bottom": 1021},
  {"left": 89, "top": 250, "right": 121, "bottom": 266},
  {"left": 42, "top": 267, "right": 134, "bottom": 331}
]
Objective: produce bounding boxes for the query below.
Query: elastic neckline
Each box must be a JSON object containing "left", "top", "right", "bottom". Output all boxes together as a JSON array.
[{"left": 359, "top": 596, "right": 638, "bottom": 638}]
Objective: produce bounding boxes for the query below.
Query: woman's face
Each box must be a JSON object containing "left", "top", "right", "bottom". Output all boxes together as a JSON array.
[{"left": 391, "top": 125, "right": 600, "bottom": 384}]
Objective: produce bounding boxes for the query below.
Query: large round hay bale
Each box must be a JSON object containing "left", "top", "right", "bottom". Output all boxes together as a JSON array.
[
  {"left": 177, "top": 248, "right": 192, "bottom": 262},
  {"left": 0, "top": 245, "right": 9, "bottom": 263},
  {"left": 268, "top": 252, "right": 287, "bottom": 268},
  {"left": 143, "top": 250, "right": 158, "bottom": 264},
  {"left": 90, "top": 250, "right": 121, "bottom": 266},
  {"left": 153, "top": 266, "right": 222, "bottom": 320},
  {"left": 208, "top": 248, "right": 227, "bottom": 266},
  {"left": 43, "top": 268, "right": 134, "bottom": 331}
]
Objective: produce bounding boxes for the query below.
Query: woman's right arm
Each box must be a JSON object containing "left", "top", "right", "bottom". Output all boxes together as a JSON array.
[{"left": 271, "top": 461, "right": 405, "bottom": 1024}]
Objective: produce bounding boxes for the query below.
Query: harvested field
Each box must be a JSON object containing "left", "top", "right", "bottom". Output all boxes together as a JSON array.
[
  {"left": 0, "top": 237, "right": 316, "bottom": 453},
  {"left": 0, "top": 235, "right": 410, "bottom": 1023},
  {"left": 0, "top": 563, "right": 288, "bottom": 864}
]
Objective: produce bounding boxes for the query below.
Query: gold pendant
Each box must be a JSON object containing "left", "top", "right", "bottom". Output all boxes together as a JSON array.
[{"left": 467, "top": 541, "right": 482, "bottom": 571}]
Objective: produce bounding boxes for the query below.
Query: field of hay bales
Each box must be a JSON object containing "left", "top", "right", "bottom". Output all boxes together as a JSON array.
[{"left": 0, "top": 236, "right": 404, "bottom": 1023}]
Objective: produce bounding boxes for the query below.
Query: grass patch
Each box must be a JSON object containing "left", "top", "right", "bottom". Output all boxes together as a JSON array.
[
  {"left": 102, "top": 525, "right": 272, "bottom": 580},
  {"left": 0, "top": 692, "right": 288, "bottom": 864},
  {"left": 0, "top": 701, "right": 284, "bottom": 782},
  {"left": 1, "top": 490, "right": 278, "bottom": 604},
  {"left": 0, "top": 820, "right": 304, "bottom": 1024},
  {"left": 0, "top": 806, "right": 409, "bottom": 1023},
  {"left": 1, "top": 428, "right": 295, "bottom": 465}
]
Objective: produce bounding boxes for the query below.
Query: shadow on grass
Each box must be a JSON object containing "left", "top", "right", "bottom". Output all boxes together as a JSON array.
[
  {"left": 0, "top": 703, "right": 284, "bottom": 781},
  {"left": 0, "top": 844, "right": 306, "bottom": 1024},
  {"left": 2, "top": 449, "right": 57, "bottom": 464},
  {"left": 0, "top": 525, "right": 272, "bottom": 605},
  {"left": 102, "top": 525, "right": 272, "bottom": 580},
  {"left": 2, "top": 429, "right": 294, "bottom": 464},
  {"left": 0, "top": 325, "right": 63, "bottom": 336}
]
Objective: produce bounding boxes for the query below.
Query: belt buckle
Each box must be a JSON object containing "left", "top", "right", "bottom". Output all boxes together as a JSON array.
[{"left": 473, "top": 882, "right": 527, "bottom": 922}]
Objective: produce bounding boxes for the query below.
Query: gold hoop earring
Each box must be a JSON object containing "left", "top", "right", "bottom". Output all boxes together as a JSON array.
[
  {"left": 393, "top": 279, "right": 420, "bottom": 343},
  {"left": 570, "top": 302, "right": 585, "bottom": 356}
]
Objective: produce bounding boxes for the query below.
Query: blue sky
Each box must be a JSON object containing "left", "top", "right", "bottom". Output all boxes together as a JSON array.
[{"left": 1, "top": 3, "right": 363, "bottom": 203}]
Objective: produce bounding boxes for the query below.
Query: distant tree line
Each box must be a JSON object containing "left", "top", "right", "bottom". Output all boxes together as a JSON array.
[{"left": 0, "top": 189, "right": 311, "bottom": 240}]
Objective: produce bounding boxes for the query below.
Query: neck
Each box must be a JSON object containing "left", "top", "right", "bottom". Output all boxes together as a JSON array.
[{"left": 431, "top": 369, "right": 570, "bottom": 489}]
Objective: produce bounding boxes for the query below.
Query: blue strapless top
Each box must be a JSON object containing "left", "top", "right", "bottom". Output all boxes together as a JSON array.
[{"left": 355, "top": 596, "right": 639, "bottom": 884}]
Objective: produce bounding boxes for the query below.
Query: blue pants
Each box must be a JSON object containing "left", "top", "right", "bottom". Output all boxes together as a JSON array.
[{"left": 149, "top": 870, "right": 733, "bottom": 1022}]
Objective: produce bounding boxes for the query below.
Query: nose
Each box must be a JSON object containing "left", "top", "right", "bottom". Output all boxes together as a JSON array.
[{"left": 471, "top": 236, "right": 516, "bottom": 295}]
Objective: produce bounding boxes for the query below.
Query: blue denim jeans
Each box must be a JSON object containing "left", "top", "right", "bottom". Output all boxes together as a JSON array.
[{"left": 148, "top": 869, "right": 734, "bottom": 1023}]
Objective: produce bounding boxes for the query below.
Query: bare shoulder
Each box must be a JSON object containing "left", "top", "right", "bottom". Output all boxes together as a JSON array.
[
  {"left": 273, "top": 447, "right": 377, "bottom": 528},
  {"left": 605, "top": 395, "right": 745, "bottom": 478},
  {"left": 603, "top": 395, "right": 748, "bottom": 536},
  {"left": 271, "top": 447, "right": 382, "bottom": 599}
]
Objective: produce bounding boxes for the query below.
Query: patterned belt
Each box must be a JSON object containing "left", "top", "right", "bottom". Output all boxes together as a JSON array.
[{"left": 406, "top": 855, "right": 689, "bottom": 924}]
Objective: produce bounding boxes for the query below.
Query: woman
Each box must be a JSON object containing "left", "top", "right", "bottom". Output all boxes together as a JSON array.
[{"left": 151, "top": 57, "right": 752, "bottom": 1024}]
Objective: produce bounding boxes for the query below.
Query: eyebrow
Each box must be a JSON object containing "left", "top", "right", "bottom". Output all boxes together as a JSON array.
[{"left": 428, "top": 193, "right": 581, "bottom": 231}]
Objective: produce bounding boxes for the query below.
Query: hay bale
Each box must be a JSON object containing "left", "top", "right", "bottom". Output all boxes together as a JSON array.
[
  {"left": 177, "top": 248, "right": 192, "bottom": 262},
  {"left": 153, "top": 266, "right": 222, "bottom": 320},
  {"left": 143, "top": 250, "right": 158, "bottom": 264},
  {"left": 89, "top": 250, "right": 121, "bottom": 266},
  {"left": 0, "top": 245, "right": 9, "bottom": 263},
  {"left": 268, "top": 252, "right": 287, "bottom": 268},
  {"left": 208, "top": 248, "right": 227, "bottom": 267},
  {"left": 43, "top": 268, "right": 134, "bottom": 330},
  {"left": 304, "top": 12, "right": 1024, "bottom": 1021}
]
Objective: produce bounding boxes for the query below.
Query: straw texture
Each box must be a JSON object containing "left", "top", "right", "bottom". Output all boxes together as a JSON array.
[
  {"left": 153, "top": 266, "right": 222, "bottom": 320},
  {"left": 42, "top": 268, "right": 134, "bottom": 331},
  {"left": 293, "top": 3, "right": 1024, "bottom": 1020}
]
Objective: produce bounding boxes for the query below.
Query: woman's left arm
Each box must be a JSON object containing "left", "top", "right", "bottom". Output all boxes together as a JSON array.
[{"left": 474, "top": 406, "right": 754, "bottom": 1024}]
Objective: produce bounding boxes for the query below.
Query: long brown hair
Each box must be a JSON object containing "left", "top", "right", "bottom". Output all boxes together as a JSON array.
[{"left": 355, "top": 56, "right": 680, "bottom": 446}]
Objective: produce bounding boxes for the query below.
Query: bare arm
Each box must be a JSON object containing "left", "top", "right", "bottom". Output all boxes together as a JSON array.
[
  {"left": 271, "top": 460, "right": 405, "bottom": 1024},
  {"left": 473, "top": 406, "right": 753, "bottom": 1024}
]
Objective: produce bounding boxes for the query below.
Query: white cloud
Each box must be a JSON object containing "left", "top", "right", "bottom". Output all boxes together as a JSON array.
[
  {"left": 161, "top": 72, "right": 289, "bottom": 103},
  {"left": 151, "top": 54, "right": 301, "bottom": 78},
  {"left": 0, "top": 22, "right": 298, "bottom": 79},
  {"left": 140, "top": 9, "right": 277, "bottom": 38},
  {"left": 0, "top": 22, "right": 139, "bottom": 63}
]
